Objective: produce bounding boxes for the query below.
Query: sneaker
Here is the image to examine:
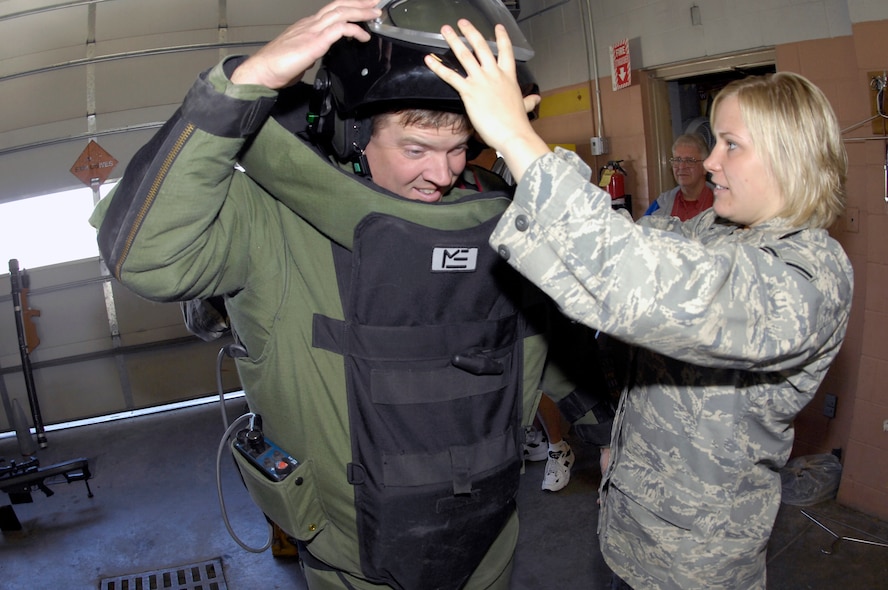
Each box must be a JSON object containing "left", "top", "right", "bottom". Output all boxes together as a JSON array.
[
  {"left": 542, "top": 441, "right": 573, "bottom": 492},
  {"left": 523, "top": 427, "right": 549, "bottom": 462}
]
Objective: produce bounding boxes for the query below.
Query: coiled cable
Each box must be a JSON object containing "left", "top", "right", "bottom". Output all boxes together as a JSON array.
[{"left": 215, "top": 411, "right": 273, "bottom": 553}]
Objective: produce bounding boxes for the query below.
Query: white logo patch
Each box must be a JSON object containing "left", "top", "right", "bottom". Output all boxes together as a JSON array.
[{"left": 431, "top": 247, "right": 478, "bottom": 272}]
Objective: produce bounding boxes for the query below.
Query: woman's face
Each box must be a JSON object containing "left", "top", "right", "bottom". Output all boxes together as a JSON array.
[{"left": 704, "top": 95, "right": 785, "bottom": 227}]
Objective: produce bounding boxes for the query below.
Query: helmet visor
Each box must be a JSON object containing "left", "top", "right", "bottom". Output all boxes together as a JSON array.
[{"left": 370, "top": 0, "right": 534, "bottom": 62}]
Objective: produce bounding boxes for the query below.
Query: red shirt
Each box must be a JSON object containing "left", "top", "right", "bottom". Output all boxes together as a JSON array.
[{"left": 671, "top": 186, "right": 714, "bottom": 221}]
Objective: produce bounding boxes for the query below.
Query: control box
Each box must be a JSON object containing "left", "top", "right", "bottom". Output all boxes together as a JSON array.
[{"left": 234, "top": 428, "right": 300, "bottom": 482}]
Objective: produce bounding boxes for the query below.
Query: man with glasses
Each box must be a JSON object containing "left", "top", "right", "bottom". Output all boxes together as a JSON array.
[{"left": 645, "top": 133, "right": 715, "bottom": 221}]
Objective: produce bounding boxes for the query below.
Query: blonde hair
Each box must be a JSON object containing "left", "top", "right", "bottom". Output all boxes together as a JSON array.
[{"left": 710, "top": 72, "right": 847, "bottom": 229}]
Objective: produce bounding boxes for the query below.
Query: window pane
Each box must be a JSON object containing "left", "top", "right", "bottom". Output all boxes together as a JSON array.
[{"left": 0, "top": 183, "right": 115, "bottom": 270}]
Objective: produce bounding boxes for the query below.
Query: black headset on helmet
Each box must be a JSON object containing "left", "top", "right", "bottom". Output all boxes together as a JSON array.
[{"left": 307, "top": 0, "right": 539, "bottom": 175}]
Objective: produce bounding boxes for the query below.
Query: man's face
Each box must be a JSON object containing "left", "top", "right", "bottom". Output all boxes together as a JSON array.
[
  {"left": 363, "top": 114, "right": 471, "bottom": 202},
  {"left": 671, "top": 143, "right": 707, "bottom": 192}
]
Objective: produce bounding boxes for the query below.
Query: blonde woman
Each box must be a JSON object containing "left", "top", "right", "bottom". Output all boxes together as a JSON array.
[{"left": 428, "top": 20, "right": 853, "bottom": 590}]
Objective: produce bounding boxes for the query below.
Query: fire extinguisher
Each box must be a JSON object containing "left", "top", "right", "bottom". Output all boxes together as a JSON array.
[{"left": 598, "top": 160, "right": 631, "bottom": 213}]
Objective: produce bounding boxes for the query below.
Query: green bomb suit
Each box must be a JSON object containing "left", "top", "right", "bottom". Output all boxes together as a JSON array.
[{"left": 91, "top": 58, "right": 608, "bottom": 590}]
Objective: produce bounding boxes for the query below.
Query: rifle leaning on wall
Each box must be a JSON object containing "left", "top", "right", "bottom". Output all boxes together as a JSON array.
[
  {"left": 8, "top": 258, "right": 47, "bottom": 449},
  {"left": 1, "top": 260, "right": 95, "bottom": 532}
]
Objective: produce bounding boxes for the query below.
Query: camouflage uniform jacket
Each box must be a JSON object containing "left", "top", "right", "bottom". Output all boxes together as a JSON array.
[{"left": 489, "top": 149, "right": 853, "bottom": 589}]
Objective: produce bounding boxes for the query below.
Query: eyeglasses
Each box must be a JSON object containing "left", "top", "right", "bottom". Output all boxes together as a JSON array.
[{"left": 669, "top": 157, "right": 703, "bottom": 167}]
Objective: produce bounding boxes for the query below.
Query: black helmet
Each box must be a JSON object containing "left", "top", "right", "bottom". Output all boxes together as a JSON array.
[{"left": 308, "top": 0, "right": 539, "bottom": 167}]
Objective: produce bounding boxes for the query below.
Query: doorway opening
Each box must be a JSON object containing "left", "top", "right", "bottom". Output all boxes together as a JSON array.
[{"left": 642, "top": 48, "right": 776, "bottom": 204}]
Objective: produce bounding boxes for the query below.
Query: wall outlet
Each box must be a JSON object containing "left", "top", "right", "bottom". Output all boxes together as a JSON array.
[
  {"left": 823, "top": 394, "right": 837, "bottom": 418},
  {"left": 883, "top": 419, "right": 888, "bottom": 432}
]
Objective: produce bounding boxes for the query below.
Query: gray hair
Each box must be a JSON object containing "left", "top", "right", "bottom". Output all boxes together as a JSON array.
[{"left": 672, "top": 133, "right": 710, "bottom": 159}]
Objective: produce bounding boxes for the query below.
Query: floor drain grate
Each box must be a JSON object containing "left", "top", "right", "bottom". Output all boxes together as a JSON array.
[{"left": 99, "top": 558, "right": 228, "bottom": 590}]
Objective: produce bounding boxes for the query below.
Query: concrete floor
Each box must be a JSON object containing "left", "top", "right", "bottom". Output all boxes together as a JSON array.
[{"left": 1, "top": 399, "right": 887, "bottom": 589}]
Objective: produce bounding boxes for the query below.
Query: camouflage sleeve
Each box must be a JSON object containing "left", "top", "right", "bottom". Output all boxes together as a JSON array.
[
  {"left": 637, "top": 210, "right": 681, "bottom": 232},
  {"left": 489, "top": 149, "right": 852, "bottom": 373}
]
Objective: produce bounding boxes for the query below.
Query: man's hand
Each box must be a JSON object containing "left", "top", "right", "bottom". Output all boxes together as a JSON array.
[
  {"left": 424, "top": 19, "right": 547, "bottom": 182},
  {"left": 231, "top": 0, "right": 381, "bottom": 89}
]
